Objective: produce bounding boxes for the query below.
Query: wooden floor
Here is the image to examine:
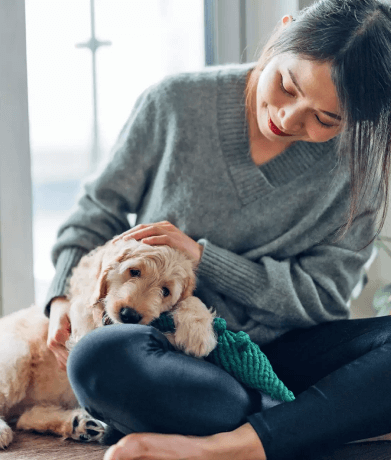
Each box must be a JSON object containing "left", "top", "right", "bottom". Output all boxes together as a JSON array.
[
  {"left": 2, "top": 431, "right": 107, "bottom": 460},
  {"left": 2, "top": 430, "right": 391, "bottom": 460}
]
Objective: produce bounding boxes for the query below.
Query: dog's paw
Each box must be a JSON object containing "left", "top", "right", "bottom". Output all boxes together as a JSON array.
[
  {"left": 173, "top": 299, "right": 217, "bottom": 358},
  {"left": 0, "top": 419, "right": 13, "bottom": 449},
  {"left": 174, "top": 317, "right": 217, "bottom": 358},
  {"left": 71, "top": 411, "right": 105, "bottom": 443},
  {"left": 176, "top": 327, "right": 217, "bottom": 358}
]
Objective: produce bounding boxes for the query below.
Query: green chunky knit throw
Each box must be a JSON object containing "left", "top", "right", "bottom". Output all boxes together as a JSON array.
[{"left": 150, "top": 313, "right": 295, "bottom": 403}]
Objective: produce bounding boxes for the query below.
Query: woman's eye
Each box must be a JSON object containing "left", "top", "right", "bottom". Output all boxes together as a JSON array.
[
  {"left": 315, "top": 115, "right": 334, "bottom": 128},
  {"left": 130, "top": 269, "right": 141, "bottom": 277},
  {"left": 280, "top": 76, "right": 293, "bottom": 96},
  {"left": 162, "top": 287, "right": 170, "bottom": 297}
]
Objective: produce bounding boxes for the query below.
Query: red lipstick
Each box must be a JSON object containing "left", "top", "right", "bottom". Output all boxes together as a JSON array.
[{"left": 268, "top": 117, "right": 292, "bottom": 137}]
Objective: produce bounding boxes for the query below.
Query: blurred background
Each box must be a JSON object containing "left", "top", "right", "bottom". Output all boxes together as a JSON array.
[
  {"left": 25, "top": 0, "right": 205, "bottom": 306},
  {"left": 0, "top": 0, "right": 390, "bottom": 318}
]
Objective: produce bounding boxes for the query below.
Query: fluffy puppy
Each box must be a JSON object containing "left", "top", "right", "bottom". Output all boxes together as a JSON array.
[
  {"left": 0, "top": 307, "right": 105, "bottom": 449},
  {"left": 0, "top": 238, "right": 216, "bottom": 449},
  {"left": 69, "top": 238, "right": 217, "bottom": 358}
]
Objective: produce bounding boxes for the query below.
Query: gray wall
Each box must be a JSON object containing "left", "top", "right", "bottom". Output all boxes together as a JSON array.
[
  {"left": 298, "top": 0, "right": 315, "bottom": 8},
  {"left": 205, "top": 0, "right": 299, "bottom": 65}
]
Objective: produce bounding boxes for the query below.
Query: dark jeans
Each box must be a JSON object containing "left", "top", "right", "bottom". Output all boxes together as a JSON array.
[{"left": 67, "top": 316, "right": 391, "bottom": 460}]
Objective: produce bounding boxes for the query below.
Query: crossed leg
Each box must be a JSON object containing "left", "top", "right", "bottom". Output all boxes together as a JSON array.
[{"left": 67, "top": 317, "right": 391, "bottom": 459}]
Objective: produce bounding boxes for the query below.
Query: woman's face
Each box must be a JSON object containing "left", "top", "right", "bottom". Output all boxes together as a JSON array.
[{"left": 254, "top": 53, "right": 342, "bottom": 146}]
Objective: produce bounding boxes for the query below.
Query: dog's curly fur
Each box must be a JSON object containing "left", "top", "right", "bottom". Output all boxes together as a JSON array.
[{"left": 0, "top": 238, "right": 216, "bottom": 449}]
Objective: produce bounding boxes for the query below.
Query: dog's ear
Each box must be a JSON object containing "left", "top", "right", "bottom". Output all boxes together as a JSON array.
[
  {"left": 90, "top": 242, "right": 136, "bottom": 305},
  {"left": 180, "top": 276, "right": 196, "bottom": 301},
  {"left": 89, "top": 247, "right": 111, "bottom": 305},
  {"left": 91, "top": 265, "right": 110, "bottom": 305}
]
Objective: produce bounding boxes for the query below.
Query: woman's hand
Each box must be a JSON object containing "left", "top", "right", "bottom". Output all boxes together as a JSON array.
[
  {"left": 47, "top": 297, "right": 71, "bottom": 371},
  {"left": 103, "top": 423, "right": 266, "bottom": 460},
  {"left": 113, "top": 221, "right": 204, "bottom": 265}
]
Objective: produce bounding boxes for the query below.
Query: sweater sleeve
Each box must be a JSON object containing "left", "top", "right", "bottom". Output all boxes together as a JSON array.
[
  {"left": 43, "top": 84, "right": 165, "bottom": 316},
  {"left": 196, "top": 212, "right": 375, "bottom": 331}
]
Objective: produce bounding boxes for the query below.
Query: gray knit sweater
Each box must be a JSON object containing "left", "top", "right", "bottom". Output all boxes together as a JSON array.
[{"left": 45, "top": 63, "right": 375, "bottom": 346}]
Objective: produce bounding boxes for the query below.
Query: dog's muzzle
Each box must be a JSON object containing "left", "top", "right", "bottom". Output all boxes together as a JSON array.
[{"left": 119, "top": 307, "right": 143, "bottom": 324}]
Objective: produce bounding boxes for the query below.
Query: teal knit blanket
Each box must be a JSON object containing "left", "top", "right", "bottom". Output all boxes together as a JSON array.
[{"left": 150, "top": 313, "right": 295, "bottom": 403}]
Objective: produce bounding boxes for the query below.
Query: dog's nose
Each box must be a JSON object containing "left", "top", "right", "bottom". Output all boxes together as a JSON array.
[{"left": 119, "top": 307, "right": 142, "bottom": 324}]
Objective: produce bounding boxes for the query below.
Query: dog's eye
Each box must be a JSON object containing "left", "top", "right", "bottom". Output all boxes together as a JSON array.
[
  {"left": 162, "top": 287, "right": 170, "bottom": 297},
  {"left": 129, "top": 269, "right": 141, "bottom": 277}
]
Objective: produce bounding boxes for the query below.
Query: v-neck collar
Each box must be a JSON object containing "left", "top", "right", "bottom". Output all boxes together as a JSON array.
[{"left": 216, "top": 64, "right": 337, "bottom": 206}]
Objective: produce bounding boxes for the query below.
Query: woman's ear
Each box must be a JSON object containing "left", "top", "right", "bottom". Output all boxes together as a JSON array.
[{"left": 281, "top": 15, "right": 294, "bottom": 27}]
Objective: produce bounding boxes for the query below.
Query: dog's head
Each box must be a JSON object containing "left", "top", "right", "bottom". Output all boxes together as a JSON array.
[{"left": 89, "top": 238, "right": 196, "bottom": 327}]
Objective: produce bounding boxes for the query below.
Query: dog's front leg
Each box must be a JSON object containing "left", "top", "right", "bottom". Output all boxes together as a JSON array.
[
  {"left": 172, "top": 297, "right": 217, "bottom": 358},
  {"left": 16, "top": 405, "right": 106, "bottom": 443}
]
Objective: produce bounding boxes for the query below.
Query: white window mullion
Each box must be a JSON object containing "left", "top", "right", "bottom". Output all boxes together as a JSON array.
[{"left": 0, "top": 0, "right": 34, "bottom": 316}]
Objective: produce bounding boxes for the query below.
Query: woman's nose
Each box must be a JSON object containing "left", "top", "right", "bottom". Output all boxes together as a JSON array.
[{"left": 278, "top": 105, "right": 304, "bottom": 133}]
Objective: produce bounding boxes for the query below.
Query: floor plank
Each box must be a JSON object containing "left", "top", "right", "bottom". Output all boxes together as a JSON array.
[{"left": 2, "top": 430, "right": 107, "bottom": 460}]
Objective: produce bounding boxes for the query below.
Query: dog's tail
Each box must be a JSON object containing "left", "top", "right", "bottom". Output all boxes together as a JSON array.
[{"left": 0, "top": 417, "right": 13, "bottom": 449}]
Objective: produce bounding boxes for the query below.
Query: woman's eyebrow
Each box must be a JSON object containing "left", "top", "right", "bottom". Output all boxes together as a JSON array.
[{"left": 288, "top": 68, "right": 342, "bottom": 121}]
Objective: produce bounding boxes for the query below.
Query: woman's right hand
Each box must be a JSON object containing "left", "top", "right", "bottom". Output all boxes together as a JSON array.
[{"left": 47, "top": 297, "right": 72, "bottom": 371}]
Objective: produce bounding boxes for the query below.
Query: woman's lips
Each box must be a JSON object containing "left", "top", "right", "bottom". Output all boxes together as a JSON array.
[{"left": 268, "top": 117, "right": 293, "bottom": 137}]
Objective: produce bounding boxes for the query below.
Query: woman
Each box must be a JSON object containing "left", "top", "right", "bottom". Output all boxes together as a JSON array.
[{"left": 46, "top": 1, "right": 391, "bottom": 459}]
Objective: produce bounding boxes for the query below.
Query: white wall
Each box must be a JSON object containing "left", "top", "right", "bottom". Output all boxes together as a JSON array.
[{"left": 0, "top": 0, "right": 35, "bottom": 316}]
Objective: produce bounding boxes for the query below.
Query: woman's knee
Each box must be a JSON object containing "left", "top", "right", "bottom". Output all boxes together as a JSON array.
[
  {"left": 67, "top": 323, "right": 260, "bottom": 435},
  {"left": 67, "top": 324, "right": 167, "bottom": 409}
]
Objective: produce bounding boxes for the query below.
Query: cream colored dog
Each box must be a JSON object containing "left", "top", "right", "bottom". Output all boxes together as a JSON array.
[
  {"left": 0, "top": 238, "right": 216, "bottom": 449},
  {"left": 86, "top": 238, "right": 217, "bottom": 357}
]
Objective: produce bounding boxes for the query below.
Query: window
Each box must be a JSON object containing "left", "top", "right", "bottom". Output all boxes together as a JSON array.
[{"left": 25, "top": 0, "right": 204, "bottom": 306}]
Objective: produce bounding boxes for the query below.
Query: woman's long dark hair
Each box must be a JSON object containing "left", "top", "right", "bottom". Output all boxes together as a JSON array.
[{"left": 246, "top": 0, "right": 391, "bottom": 242}]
